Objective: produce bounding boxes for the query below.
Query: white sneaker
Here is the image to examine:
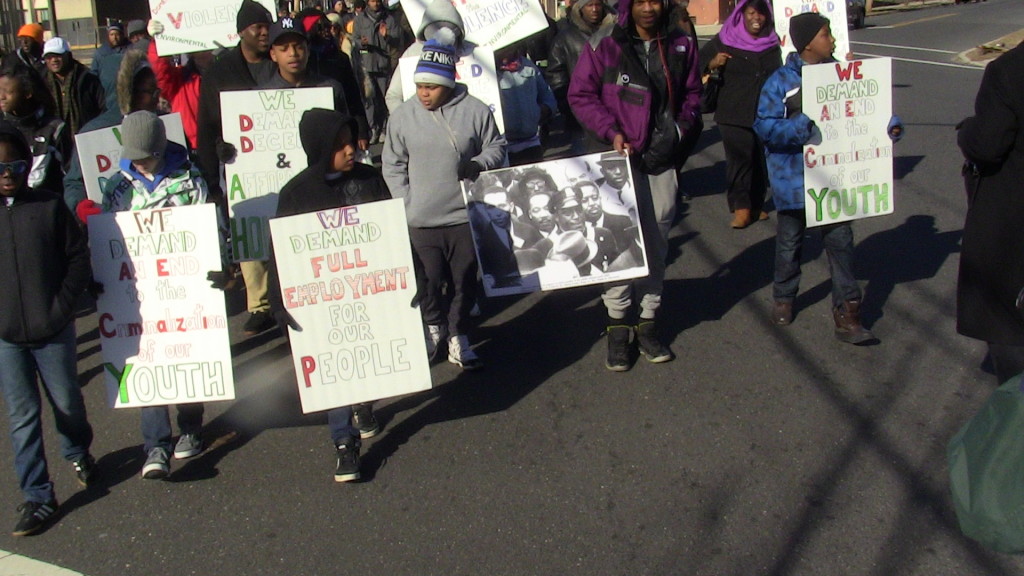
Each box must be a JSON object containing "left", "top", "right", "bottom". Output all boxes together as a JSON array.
[
  {"left": 424, "top": 324, "right": 447, "bottom": 362},
  {"left": 447, "top": 334, "right": 482, "bottom": 370}
]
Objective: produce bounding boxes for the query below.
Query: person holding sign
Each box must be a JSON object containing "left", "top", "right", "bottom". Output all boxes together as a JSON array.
[
  {"left": 753, "top": 13, "right": 901, "bottom": 344},
  {"left": 0, "top": 122, "right": 97, "bottom": 536},
  {"left": 269, "top": 109, "right": 389, "bottom": 482},
  {"left": 101, "top": 111, "right": 215, "bottom": 479},
  {"left": 568, "top": 0, "right": 702, "bottom": 371},
  {"left": 383, "top": 29, "right": 506, "bottom": 370}
]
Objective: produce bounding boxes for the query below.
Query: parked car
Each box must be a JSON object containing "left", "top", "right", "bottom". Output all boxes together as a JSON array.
[{"left": 848, "top": 0, "right": 866, "bottom": 28}]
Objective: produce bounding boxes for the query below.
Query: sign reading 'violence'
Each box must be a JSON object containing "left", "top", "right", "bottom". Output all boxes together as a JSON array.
[{"left": 149, "top": 0, "right": 277, "bottom": 56}]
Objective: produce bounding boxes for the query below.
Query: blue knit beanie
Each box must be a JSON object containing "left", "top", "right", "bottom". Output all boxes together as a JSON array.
[{"left": 414, "top": 28, "right": 457, "bottom": 88}]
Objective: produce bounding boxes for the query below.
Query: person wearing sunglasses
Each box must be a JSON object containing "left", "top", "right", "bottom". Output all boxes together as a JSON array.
[{"left": 0, "top": 121, "right": 97, "bottom": 536}]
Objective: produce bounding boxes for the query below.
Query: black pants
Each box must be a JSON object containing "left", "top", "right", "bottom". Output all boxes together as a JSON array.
[
  {"left": 409, "top": 224, "right": 478, "bottom": 336},
  {"left": 719, "top": 123, "right": 768, "bottom": 214}
]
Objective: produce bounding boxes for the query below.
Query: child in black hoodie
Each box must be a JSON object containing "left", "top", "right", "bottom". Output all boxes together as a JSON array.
[
  {"left": 0, "top": 121, "right": 95, "bottom": 536},
  {"left": 268, "top": 108, "right": 389, "bottom": 482}
]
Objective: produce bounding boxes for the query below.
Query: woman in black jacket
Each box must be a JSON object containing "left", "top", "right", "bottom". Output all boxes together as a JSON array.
[{"left": 699, "top": 0, "right": 780, "bottom": 229}]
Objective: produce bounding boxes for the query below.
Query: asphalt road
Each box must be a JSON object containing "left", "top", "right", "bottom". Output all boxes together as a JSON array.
[{"left": 4, "top": 1, "right": 1024, "bottom": 574}]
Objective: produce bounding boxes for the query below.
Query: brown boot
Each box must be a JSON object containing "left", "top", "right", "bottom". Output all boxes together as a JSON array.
[
  {"left": 833, "top": 299, "right": 877, "bottom": 345},
  {"left": 731, "top": 208, "right": 752, "bottom": 229}
]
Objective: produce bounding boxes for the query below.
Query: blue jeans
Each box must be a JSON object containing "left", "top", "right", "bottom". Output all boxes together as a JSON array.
[
  {"left": 327, "top": 406, "right": 356, "bottom": 445},
  {"left": 0, "top": 323, "right": 93, "bottom": 503},
  {"left": 773, "top": 209, "right": 861, "bottom": 307},
  {"left": 141, "top": 403, "right": 204, "bottom": 453}
]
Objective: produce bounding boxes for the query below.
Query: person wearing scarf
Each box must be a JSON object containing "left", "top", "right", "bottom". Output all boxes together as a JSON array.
[{"left": 699, "top": 0, "right": 781, "bottom": 229}]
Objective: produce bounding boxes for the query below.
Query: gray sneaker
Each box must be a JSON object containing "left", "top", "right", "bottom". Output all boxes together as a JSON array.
[
  {"left": 173, "top": 433, "right": 203, "bottom": 459},
  {"left": 141, "top": 447, "right": 170, "bottom": 480}
]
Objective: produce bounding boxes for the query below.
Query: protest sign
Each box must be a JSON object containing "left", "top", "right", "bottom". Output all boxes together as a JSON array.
[
  {"left": 149, "top": 0, "right": 277, "bottom": 56},
  {"left": 220, "top": 87, "right": 334, "bottom": 261},
  {"left": 76, "top": 113, "right": 187, "bottom": 204},
  {"left": 773, "top": 0, "right": 851, "bottom": 61},
  {"left": 398, "top": 46, "right": 504, "bottom": 133},
  {"left": 269, "top": 199, "right": 431, "bottom": 413},
  {"left": 801, "top": 58, "right": 894, "bottom": 227},
  {"left": 402, "top": 0, "right": 548, "bottom": 50},
  {"left": 463, "top": 152, "right": 649, "bottom": 297},
  {"left": 89, "top": 204, "right": 235, "bottom": 409}
]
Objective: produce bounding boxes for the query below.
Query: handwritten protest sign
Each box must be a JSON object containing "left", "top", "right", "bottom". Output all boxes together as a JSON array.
[
  {"left": 149, "top": 0, "right": 277, "bottom": 56},
  {"left": 269, "top": 199, "right": 431, "bottom": 413},
  {"left": 76, "top": 113, "right": 187, "bottom": 204},
  {"left": 398, "top": 47, "right": 504, "bottom": 133},
  {"left": 801, "top": 58, "right": 893, "bottom": 227},
  {"left": 220, "top": 87, "right": 334, "bottom": 261},
  {"left": 402, "top": 0, "right": 547, "bottom": 50},
  {"left": 89, "top": 204, "right": 235, "bottom": 409},
  {"left": 773, "top": 0, "right": 850, "bottom": 61},
  {"left": 463, "top": 152, "right": 649, "bottom": 297}
]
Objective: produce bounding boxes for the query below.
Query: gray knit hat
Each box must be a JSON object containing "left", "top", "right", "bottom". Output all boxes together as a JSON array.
[{"left": 121, "top": 111, "right": 167, "bottom": 161}]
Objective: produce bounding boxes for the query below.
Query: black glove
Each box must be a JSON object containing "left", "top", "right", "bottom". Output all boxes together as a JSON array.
[
  {"left": 87, "top": 280, "right": 104, "bottom": 299},
  {"left": 215, "top": 140, "right": 238, "bottom": 164},
  {"left": 458, "top": 159, "right": 482, "bottom": 181},
  {"left": 274, "top": 309, "right": 302, "bottom": 333},
  {"left": 206, "top": 269, "right": 240, "bottom": 290}
]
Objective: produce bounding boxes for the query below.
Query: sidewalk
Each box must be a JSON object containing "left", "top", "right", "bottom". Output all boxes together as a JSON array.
[{"left": 0, "top": 549, "right": 84, "bottom": 576}]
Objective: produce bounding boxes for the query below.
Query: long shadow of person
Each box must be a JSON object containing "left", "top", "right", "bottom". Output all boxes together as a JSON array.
[{"left": 854, "top": 214, "right": 962, "bottom": 326}]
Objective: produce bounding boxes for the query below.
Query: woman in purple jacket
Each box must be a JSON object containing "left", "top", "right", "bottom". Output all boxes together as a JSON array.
[{"left": 568, "top": 0, "right": 701, "bottom": 372}]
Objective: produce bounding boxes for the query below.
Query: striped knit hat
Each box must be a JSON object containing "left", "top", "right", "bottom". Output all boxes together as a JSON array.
[{"left": 413, "top": 28, "right": 457, "bottom": 88}]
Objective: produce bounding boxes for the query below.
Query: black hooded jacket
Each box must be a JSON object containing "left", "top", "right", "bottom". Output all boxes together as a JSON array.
[{"left": 268, "top": 109, "right": 391, "bottom": 315}]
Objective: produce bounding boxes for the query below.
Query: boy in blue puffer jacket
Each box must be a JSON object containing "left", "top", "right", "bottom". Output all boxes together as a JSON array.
[{"left": 754, "top": 13, "right": 901, "bottom": 344}]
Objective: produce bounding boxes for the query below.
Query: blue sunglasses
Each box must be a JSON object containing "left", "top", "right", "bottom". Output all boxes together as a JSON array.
[{"left": 0, "top": 160, "right": 28, "bottom": 176}]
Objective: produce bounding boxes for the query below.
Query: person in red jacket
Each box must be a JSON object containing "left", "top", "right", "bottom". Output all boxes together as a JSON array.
[{"left": 145, "top": 21, "right": 213, "bottom": 153}]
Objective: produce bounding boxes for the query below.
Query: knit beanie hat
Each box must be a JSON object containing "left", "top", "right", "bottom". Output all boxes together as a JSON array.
[
  {"left": 414, "top": 28, "right": 457, "bottom": 88},
  {"left": 237, "top": 0, "right": 273, "bottom": 33},
  {"left": 789, "top": 12, "right": 829, "bottom": 53},
  {"left": 17, "top": 23, "right": 44, "bottom": 45},
  {"left": 121, "top": 111, "right": 168, "bottom": 161}
]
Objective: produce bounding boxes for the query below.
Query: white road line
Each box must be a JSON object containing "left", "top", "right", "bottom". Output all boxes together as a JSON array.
[
  {"left": 0, "top": 550, "right": 85, "bottom": 576},
  {"left": 856, "top": 52, "right": 983, "bottom": 70},
  {"left": 852, "top": 41, "right": 958, "bottom": 54}
]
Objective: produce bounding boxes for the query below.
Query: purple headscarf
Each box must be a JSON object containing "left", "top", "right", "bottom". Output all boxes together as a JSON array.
[{"left": 718, "top": 0, "right": 780, "bottom": 53}]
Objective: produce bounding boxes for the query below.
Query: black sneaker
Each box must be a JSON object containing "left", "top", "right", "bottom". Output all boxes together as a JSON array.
[
  {"left": 352, "top": 403, "right": 380, "bottom": 439},
  {"left": 636, "top": 321, "right": 673, "bottom": 363},
  {"left": 243, "top": 310, "right": 275, "bottom": 335},
  {"left": 606, "top": 324, "right": 633, "bottom": 372},
  {"left": 12, "top": 500, "right": 58, "bottom": 537},
  {"left": 73, "top": 454, "right": 98, "bottom": 487},
  {"left": 334, "top": 437, "right": 361, "bottom": 483}
]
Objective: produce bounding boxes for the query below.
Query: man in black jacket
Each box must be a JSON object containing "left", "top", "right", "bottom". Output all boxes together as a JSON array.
[
  {"left": 41, "top": 38, "right": 106, "bottom": 135},
  {"left": 0, "top": 121, "right": 96, "bottom": 536},
  {"left": 196, "top": 0, "right": 277, "bottom": 336}
]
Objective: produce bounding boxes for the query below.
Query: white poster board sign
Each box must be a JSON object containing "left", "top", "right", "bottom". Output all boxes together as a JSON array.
[
  {"left": 801, "top": 58, "right": 893, "bottom": 227},
  {"left": 89, "top": 204, "right": 235, "bottom": 408},
  {"left": 402, "top": 0, "right": 548, "bottom": 50},
  {"left": 149, "top": 0, "right": 277, "bottom": 56},
  {"left": 463, "top": 152, "right": 649, "bottom": 297},
  {"left": 76, "top": 113, "right": 187, "bottom": 204},
  {"left": 269, "top": 199, "right": 431, "bottom": 413},
  {"left": 220, "top": 87, "right": 334, "bottom": 261},
  {"left": 773, "top": 0, "right": 850, "bottom": 61},
  {"left": 398, "top": 47, "right": 504, "bottom": 133}
]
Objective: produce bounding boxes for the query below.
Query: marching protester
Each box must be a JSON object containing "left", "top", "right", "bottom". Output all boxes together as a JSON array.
[
  {"left": 699, "top": 0, "right": 780, "bottom": 229},
  {"left": 126, "top": 20, "right": 151, "bottom": 53},
  {"left": 145, "top": 21, "right": 210, "bottom": 152},
  {"left": 196, "top": 0, "right": 277, "bottom": 337},
  {"left": 956, "top": 40, "right": 1024, "bottom": 383},
  {"left": 1, "top": 24, "right": 46, "bottom": 77},
  {"left": 494, "top": 41, "right": 557, "bottom": 166},
  {"left": 41, "top": 37, "right": 106, "bottom": 135},
  {"left": 354, "top": 0, "right": 402, "bottom": 142},
  {"left": 568, "top": 0, "right": 702, "bottom": 371},
  {"left": 383, "top": 29, "right": 506, "bottom": 370},
  {"left": 0, "top": 121, "right": 96, "bottom": 536},
  {"left": 260, "top": 17, "right": 349, "bottom": 113},
  {"left": 753, "top": 12, "right": 901, "bottom": 343},
  {"left": 546, "top": 0, "right": 615, "bottom": 155},
  {"left": 0, "top": 64, "right": 71, "bottom": 195},
  {"left": 268, "top": 109, "right": 388, "bottom": 482},
  {"left": 100, "top": 110, "right": 213, "bottom": 478},
  {"left": 91, "top": 22, "right": 129, "bottom": 76}
]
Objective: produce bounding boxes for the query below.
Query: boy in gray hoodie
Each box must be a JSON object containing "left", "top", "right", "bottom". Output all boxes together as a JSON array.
[{"left": 382, "top": 29, "right": 506, "bottom": 370}]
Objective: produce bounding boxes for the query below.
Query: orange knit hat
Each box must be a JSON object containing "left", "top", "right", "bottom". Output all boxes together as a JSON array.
[{"left": 17, "top": 23, "right": 44, "bottom": 44}]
